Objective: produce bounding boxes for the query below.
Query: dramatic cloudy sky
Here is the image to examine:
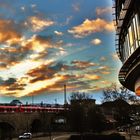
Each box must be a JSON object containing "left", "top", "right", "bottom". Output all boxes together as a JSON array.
[{"left": 0, "top": 0, "right": 121, "bottom": 104}]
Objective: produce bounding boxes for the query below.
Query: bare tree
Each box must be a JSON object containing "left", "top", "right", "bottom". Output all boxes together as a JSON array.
[
  {"left": 102, "top": 83, "right": 140, "bottom": 104},
  {"left": 70, "top": 92, "right": 92, "bottom": 101}
]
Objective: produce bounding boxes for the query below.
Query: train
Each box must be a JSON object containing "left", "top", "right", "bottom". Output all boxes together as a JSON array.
[{"left": 0, "top": 105, "right": 65, "bottom": 113}]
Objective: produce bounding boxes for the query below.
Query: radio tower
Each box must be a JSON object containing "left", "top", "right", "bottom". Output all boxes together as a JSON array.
[{"left": 64, "top": 84, "right": 67, "bottom": 105}]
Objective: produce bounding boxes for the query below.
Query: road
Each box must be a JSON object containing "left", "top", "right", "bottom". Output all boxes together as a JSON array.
[
  {"left": 31, "top": 134, "right": 70, "bottom": 140},
  {"left": 14, "top": 132, "right": 140, "bottom": 140},
  {"left": 119, "top": 132, "right": 140, "bottom": 140},
  {"left": 13, "top": 133, "right": 71, "bottom": 140}
]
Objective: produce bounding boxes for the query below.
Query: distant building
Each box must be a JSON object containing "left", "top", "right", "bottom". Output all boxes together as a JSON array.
[
  {"left": 71, "top": 99, "right": 96, "bottom": 108},
  {"left": 114, "top": 0, "right": 140, "bottom": 96},
  {"left": 100, "top": 99, "right": 131, "bottom": 125},
  {"left": 10, "top": 99, "right": 22, "bottom": 106}
]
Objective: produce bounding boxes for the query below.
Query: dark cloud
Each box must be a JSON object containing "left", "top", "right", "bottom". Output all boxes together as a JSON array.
[
  {"left": 0, "top": 63, "right": 7, "bottom": 69},
  {"left": 3, "top": 78, "right": 16, "bottom": 86},
  {"left": 0, "top": 77, "right": 26, "bottom": 92},
  {"left": 0, "top": 46, "right": 30, "bottom": 68},
  {"left": 6, "top": 83, "right": 25, "bottom": 91},
  {"left": 27, "top": 63, "right": 57, "bottom": 83}
]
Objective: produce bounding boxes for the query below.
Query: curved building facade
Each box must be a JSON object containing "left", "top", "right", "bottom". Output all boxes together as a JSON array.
[{"left": 114, "top": 0, "right": 140, "bottom": 96}]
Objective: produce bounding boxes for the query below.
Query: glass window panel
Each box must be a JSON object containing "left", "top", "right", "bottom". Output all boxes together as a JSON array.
[
  {"left": 133, "top": 17, "right": 139, "bottom": 48},
  {"left": 127, "top": 35, "right": 130, "bottom": 56},
  {"left": 133, "top": 18, "right": 137, "bottom": 39},
  {"left": 128, "top": 26, "right": 134, "bottom": 47},
  {"left": 135, "top": 14, "right": 140, "bottom": 44}
]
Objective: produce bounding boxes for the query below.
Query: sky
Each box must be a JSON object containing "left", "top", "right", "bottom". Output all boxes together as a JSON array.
[{"left": 0, "top": 0, "right": 122, "bottom": 104}]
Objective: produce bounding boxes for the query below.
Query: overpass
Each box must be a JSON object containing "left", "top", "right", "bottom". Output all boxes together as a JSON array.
[{"left": 0, "top": 105, "right": 67, "bottom": 139}]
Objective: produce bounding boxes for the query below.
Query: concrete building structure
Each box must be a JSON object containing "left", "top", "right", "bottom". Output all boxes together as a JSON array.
[{"left": 114, "top": 0, "right": 140, "bottom": 95}]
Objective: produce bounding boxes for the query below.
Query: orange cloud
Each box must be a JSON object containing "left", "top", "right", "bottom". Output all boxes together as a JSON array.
[
  {"left": 112, "top": 53, "right": 119, "bottom": 60},
  {"left": 84, "top": 74, "right": 101, "bottom": 80},
  {"left": 101, "top": 71, "right": 110, "bottom": 75},
  {"left": 71, "top": 60, "right": 97, "bottom": 68},
  {"left": 0, "top": 19, "right": 22, "bottom": 45},
  {"left": 68, "top": 18, "right": 114, "bottom": 38},
  {"left": 26, "top": 16, "right": 55, "bottom": 32},
  {"left": 23, "top": 35, "right": 53, "bottom": 53}
]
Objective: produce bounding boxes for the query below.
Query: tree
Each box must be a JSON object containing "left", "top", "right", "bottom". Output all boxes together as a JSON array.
[
  {"left": 70, "top": 92, "right": 92, "bottom": 101},
  {"left": 102, "top": 83, "right": 140, "bottom": 104},
  {"left": 87, "top": 107, "right": 106, "bottom": 132}
]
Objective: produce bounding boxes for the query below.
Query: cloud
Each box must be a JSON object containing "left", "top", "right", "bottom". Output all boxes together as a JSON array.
[
  {"left": 101, "top": 71, "right": 110, "bottom": 75},
  {"left": 61, "top": 16, "right": 73, "bottom": 26},
  {"left": 68, "top": 18, "right": 114, "bottom": 38},
  {"left": 0, "top": 19, "right": 22, "bottom": 45},
  {"left": 86, "top": 65, "right": 111, "bottom": 76},
  {"left": 0, "top": 34, "right": 56, "bottom": 69},
  {"left": 0, "top": 77, "right": 26, "bottom": 92},
  {"left": 100, "top": 57, "right": 107, "bottom": 61},
  {"left": 31, "top": 4, "right": 36, "bottom": 8},
  {"left": 84, "top": 74, "right": 101, "bottom": 80},
  {"left": 97, "top": 66, "right": 111, "bottom": 75},
  {"left": 60, "top": 60, "right": 97, "bottom": 71},
  {"left": 54, "top": 30, "right": 63, "bottom": 36},
  {"left": 100, "top": 80, "right": 111, "bottom": 85},
  {"left": 25, "top": 16, "right": 55, "bottom": 32},
  {"left": 112, "top": 53, "right": 119, "bottom": 60},
  {"left": 91, "top": 38, "right": 102, "bottom": 45},
  {"left": 98, "top": 66, "right": 109, "bottom": 71},
  {"left": 64, "top": 43, "right": 74, "bottom": 47},
  {"left": 56, "top": 48, "right": 67, "bottom": 56},
  {"left": 0, "top": 63, "right": 7, "bottom": 69},
  {"left": 2, "top": 78, "right": 16, "bottom": 86},
  {"left": 27, "top": 63, "right": 56, "bottom": 83},
  {"left": 23, "top": 35, "right": 54, "bottom": 53},
  {"left": 96, "top": 7, "right": 112, "bottom": 16},
  {"left": 71, "top": 60, "right": 97, "bottom": 68},
  {"left": 21, "top": 6, "right": 25, "bottom": 11},
  {"left": 72, "top": 3, "right": 80, "bottom": 12},
  {"left": 0, "top": 45, "right": 28, "bottom": 69}
]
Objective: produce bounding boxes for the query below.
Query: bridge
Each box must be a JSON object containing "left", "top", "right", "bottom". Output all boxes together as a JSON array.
[{"left": 0, "top": 105, "right": 67, "bottom": 139}]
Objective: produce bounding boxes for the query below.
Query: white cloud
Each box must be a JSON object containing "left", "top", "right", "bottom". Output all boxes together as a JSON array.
[
  {"left": 91, "top": 38, "right": 102, "bottom": 45},
  {"left": 54, "top": 30, "right": 63, "bottom": 36},
  {"left": 72, "top": 3, "right": 80, "bottom": 12},
  {"left": 96, "top": 7, "right": 112, "bottom": 16}
]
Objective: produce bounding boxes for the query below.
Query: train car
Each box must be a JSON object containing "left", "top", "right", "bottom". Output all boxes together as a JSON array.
[
  {"left": 0, "top": 105, "right": 19, "bottom": 113},
  {"left": 0, "top": 105, "right": 66, "bottom": 113}
]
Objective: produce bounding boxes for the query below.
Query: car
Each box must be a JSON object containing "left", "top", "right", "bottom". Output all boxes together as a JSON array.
[
  {"left": 18, "top": 132, "right": 32, "bottom": 139},
  {"left": 116, "top": 126, "right": 125, "bottom": 132}
]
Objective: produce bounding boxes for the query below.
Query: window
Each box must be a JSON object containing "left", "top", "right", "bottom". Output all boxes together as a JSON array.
[
  {"left": 135, "top": 14, "right": 140, "bottom": 45},
  {"left": 133, "top": 17, "right": 139, "bottom": 48},
  {"left": 121, "top": 13, "right": 140, "bottom": 61}
]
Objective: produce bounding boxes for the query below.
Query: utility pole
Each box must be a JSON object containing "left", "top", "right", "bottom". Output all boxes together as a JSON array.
[{"left": 64, "top": 84, "right": 67, "bottom": 105}]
